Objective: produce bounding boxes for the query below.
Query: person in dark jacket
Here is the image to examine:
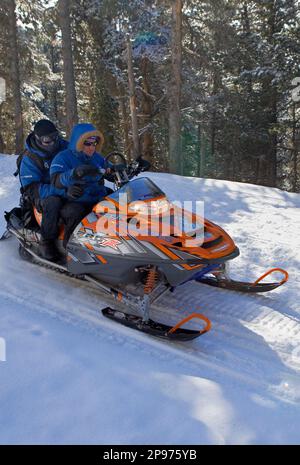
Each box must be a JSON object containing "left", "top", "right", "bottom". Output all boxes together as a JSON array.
[
  {"left": 50, "top": 123, "right": 110, "bottom": 206},
  {"left": 19, "top": 119, "right": 69, "bottom": 261}
]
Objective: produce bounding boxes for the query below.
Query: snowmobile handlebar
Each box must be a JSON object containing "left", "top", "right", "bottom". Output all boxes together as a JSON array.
[{"left": 104, "top": 152, "right": 150, "bottom": 187}]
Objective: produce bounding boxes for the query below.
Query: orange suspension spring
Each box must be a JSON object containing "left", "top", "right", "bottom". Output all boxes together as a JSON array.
[{"left": 144, "top": 267, "right": 159, "bottom": 294}]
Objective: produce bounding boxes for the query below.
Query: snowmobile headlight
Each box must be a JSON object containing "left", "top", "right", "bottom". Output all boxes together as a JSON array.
[{"left": 129, "top": 198, "right": 170, "bottom": 215}]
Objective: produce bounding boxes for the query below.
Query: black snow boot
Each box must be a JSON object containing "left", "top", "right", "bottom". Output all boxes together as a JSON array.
[{"left": 39, "top": 239, "right": 60, "bottom": 262}]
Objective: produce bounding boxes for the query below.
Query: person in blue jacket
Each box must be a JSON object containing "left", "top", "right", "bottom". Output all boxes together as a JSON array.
[
  {"left": 50, "top": 122, "right": 110, "bottom": 203},
  {"left": 50, "top": 122, "right": 112, "bottom": 240},
  {"left": 19, "top": 119, "right": 69, "bottom": 261}
]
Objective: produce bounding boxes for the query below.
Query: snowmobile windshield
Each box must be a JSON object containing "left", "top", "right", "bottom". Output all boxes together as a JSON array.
[{"left": 108, "top": 177, "right": 165, "bottom": 203}]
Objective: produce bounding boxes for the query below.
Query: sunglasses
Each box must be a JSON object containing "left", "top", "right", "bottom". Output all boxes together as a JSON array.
[
  {"left": 36, "top": 132, "right": 59, "bottom": 145},
  {"left": 83, "top": 140, "right": 98, "bottom": 147}
]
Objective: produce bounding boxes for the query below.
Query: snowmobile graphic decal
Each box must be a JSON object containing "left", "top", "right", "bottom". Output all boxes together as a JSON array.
[{"left": 97, "top": 238, "right": 122, "bottom": 250}]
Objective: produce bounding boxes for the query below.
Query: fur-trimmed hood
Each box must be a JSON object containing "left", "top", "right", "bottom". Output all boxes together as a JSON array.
[{"left": 69, "top": 123, "right": 104, "bottom": 153}]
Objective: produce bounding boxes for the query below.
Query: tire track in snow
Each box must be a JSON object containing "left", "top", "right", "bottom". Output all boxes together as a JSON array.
[
  {"left": 153, "top": 282, "right": 300, "bottom": 385},
  {"left": 1, "top": 239, "right": 300, "bottom": 400},
  {"left": 1, "top": 257, "right": 299, "bottom": 401},
  {"left": 0, "top": 286, "right": 275, "bottom": 392}
]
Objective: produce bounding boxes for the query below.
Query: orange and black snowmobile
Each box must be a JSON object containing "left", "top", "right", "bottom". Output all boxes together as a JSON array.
[{"left": 3, "top": 153, "right": 288, "bottom": 341}]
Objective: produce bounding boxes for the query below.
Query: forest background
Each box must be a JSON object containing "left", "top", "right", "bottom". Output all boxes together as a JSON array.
[{"left": 0, "top": 0, "right": 299, "bottom": 191}]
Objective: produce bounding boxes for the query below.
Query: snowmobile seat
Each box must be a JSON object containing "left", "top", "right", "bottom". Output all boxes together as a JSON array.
[
  {"left": 32, "top": 205, "right": 65, "bottom": 240},
  {"left": 5, "top": 206, "right": 39, "bottom": 232}
]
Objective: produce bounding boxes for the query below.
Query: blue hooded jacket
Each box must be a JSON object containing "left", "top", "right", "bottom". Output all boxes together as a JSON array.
[
  {"left": 50, "top": 123, "right": 108, "bottom": 204},
  {"left": 19, "top": 133, "right": 68, "bottom": 199}
]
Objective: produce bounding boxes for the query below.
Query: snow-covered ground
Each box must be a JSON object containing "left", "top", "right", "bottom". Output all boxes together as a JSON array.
[{"left": 0, "top": 153, "right": 300, "bottom": 445}]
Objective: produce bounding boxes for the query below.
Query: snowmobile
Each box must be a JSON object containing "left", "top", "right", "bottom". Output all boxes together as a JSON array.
[{"left": 2, "top": 153, "right": 289, "bottom": 341}]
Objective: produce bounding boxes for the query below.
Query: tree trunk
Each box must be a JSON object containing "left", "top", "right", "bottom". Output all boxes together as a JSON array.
[
  {"left": 58, "top": 0, "right": 78, "bottom": 136},
  {"left": 126, "top": 35, "right": 140, "bottom": 159},
  {"left": 210, "top": 71, "right": 220, "bottom": 177},
  {"left": 201, "top": 135, "right": 208, "bottom": 178},
  {"left": 266, "top": 1, "right": 278, "bottom": 187},
  {"left": 49, "top": 43, "right": 59, "bottom": 122},
  {"left": 242, "top": 2, "right": 253, "bottom": 95},
  {"left": 268, "top": 88, "right": 277, "bottom": 187},
  {"left": 257, "top": 156, "right": 268, "bottom": 186},
  {"left": 0, "top": 103, "right": 5, "bottom": 152},
  {"left": 292, "top": 103, "right": 299, "bottom": 191},
  {"left": 117, "top": 83, "right": 131, "bottom": 160},
  {"left": 8, "top": 0, "right": 23, "bottom": 153},
  {"left": 0, "top": 131, "right": 5, "bottom": 153},
  {"left": 140, "top": 57, "right": 153, "bottom": 164},
  {"left": 119, "top": 95, "right": 131, "bottom": 159},
  {"left": 169, "top": 0, "right": 183, "bottom": 175},
  {"left": 295, "top": 130, "right": 300, "bottom": 192},
  {"left": 242, "top": 1, "right": 250, "bottom": 34},
  {"left": 210, "top": 113, "right": 216, "bottom": 176}
]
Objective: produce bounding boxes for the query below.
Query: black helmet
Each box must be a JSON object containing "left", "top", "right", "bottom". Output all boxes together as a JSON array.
[{"left": 33, "top": 119, "right": 59, "bottom": 153}]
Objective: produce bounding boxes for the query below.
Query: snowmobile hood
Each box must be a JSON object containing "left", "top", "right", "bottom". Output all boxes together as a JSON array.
[{"left": 69, "top": 123, "right": 104, "bottom": 154}]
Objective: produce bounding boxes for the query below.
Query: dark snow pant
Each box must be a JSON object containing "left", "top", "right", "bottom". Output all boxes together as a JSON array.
[
  {"left": 59, "top": 200, "right": 94, "bottom": 247},
  {"left": 39, "top": 196, "right": 93, "bottom": 246}
]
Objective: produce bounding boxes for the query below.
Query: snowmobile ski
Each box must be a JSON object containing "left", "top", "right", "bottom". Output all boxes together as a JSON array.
[
  {"left": 102, "top": 307, "right": 211, "bottom": 341},
  {"left": 199, "top": 267, "right": 288, "bottom": 293}
]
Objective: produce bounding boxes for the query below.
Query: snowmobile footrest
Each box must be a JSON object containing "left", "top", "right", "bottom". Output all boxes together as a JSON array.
[{"left": 102, "top": 307, "right": 204, "bottom": 341}]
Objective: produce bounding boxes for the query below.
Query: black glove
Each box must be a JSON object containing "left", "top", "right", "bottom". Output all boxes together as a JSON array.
[
  {"left": 73, "top": 164, "right": 100, "bottom": 180},
  {"left": 136, "top": 156, "right": 151, "bottom": 172},
  {"left": 67, "top": 184, "right": 84, "bottom": 200}
]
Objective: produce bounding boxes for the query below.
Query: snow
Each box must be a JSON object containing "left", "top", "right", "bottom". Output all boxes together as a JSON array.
[{"left": 0, "top": 153, "right": 300, "bottom": 445}]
